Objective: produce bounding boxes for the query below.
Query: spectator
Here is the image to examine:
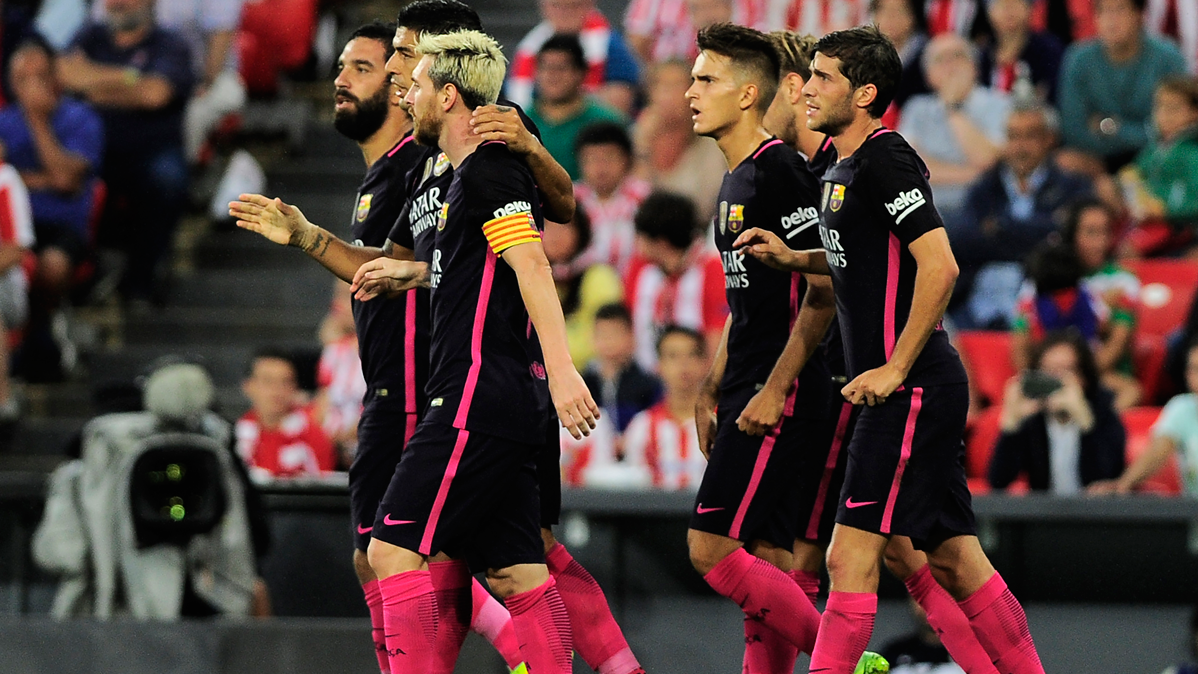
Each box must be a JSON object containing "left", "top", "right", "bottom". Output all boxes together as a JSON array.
[
  {"left": 991, "top": 329, "right": 1126, "bottom": 493},
  {"left": 58, "top": 0, "right": 194, "bottom": 305},
  {"left": 34, "top": 0, "right": 89, "bottom": 51},
  {"left": 0, "top": 164, "right": 33, "bottom": 417},
  {"left": 1066, "top": 199, "right": 1140, "bottom": 340},
  {"left": 544, "top": 206, "right": 624, "bottom": 367},
  {"left": 873, "top": 0, "right": 931, "bottom": 124},
  {"left": 236, "top": 349, "right": 336, "bottom": 480},
  {"left": 573, "top": 122, "right": 650, "bottom": 275},
  {"left": 626, "top": 191, "right": 727, "bottom": 370},
  {"left": 924, "top": 0, "right": 990, "bottom": 37},
  {"left": 0, "top": 37, "right": 103, "bottom": 380},
  {"left": 878, "top": 598, "right": 966, "bottom": 673},
  {"left": 581, "top": 303, "right": 661, "bottom": 434},
  {"left": 315, "top": 282, "right": 365, "bottom": 468},
  {"left": 1144, "top": 0, "right": 1198, "bottom": 74},
  {"left": 1058, "top": 0, "right": 1187, "bottom": 174},
  {"left": 622, "top": 325, "right": 708, "bottom": 490},
  {"left": 1091, "top": 338, "right": 1198, "bottom": 495},
  {"left": 1121, "top": 75, "right": 1198, "bottom": 250},
  {"left": 783, "top": 0, "right": 868, "bottom": 38},
  {"left": 507, "top": 0, "right": 640, "bottom": 114},
  {"left": 899, "top": 32, "right": 1010, "bottom": 224},
  {"left": 526, "top": 34, "right": 625, "bottom": 180},
  {"left": 625, "top": 0, "right": 767, "bottom": 64},
  {"left": 632, "top": 60, "right": 726, "bottom": 226},
  {"left": 979, "top": 0, "right": 1065, "bottom": 102},
  {"left": 559, "top": 413, "right": 622, "bottom": 487}
]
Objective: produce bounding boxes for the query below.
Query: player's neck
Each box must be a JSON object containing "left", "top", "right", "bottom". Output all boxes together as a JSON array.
[
  {"left": 794, "top": 121, "right": 823, "bottom": 159},
  {"left": 716, "top": 119, "right": 772, "bottom": 171},
  {"left": 361, "top": 113, "right": 414, "bottom": 168},
  {"left": 439, "top": 110, "right": 485, "bottom": 168},
  {"left": 830, "top": 114, "right": 883, "bottom": 160}
]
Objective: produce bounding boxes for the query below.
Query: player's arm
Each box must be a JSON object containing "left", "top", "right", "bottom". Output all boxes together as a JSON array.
[
  {"left": 350, "top": 257, "right": 429, "bottom": 301},
  {"left": 470, "top": 105, "right": 576, "bottom": 223},
  {"left": 501, "top": 240, "right": 600, "bottom": 439},
  {"left": 737, "top": 273, "right": 837, "bottom": 436},
  {"left": 734, "top": 227, "right": 830, "bottom": 275},
  {"left": 57, "top": 51, "right": 176, "bottom": 110},
  {"left": 695, "top": 315, "right": 731, "bottom": 459},
  {"left": 842, "top": 228, "right": 957, "bottom": 406},
  {"left": 230, "top": 194, "right": 412, "bottom": 283}
]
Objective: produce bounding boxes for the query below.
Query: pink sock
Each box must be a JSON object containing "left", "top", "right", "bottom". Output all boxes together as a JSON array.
[
  {"left": 470, "top": 578, "right": 523, "bottom": 669},
  {"left": 809, "top": 591, "right": 877, "bottom": 674},
  {"left": 791, "top": 569, "right": 821, "bottom": 607},
  {"left": 378, "top": 570, "right": 437, "bottom": 673},
  {"left": 703, "top": 548, "right": 820, "bottom": 654},
  {"left": 362, "top": 580, "right": 390, "bottom": 674},
  {"left": 545, "top": 542, "right": 641, "bottom": 674},
  {"left": 959, "top": 573, "right": 1045, "bottom": 674},
  {"left": 905, "top": 565, "right": 999, "bottom": 674},
  {"left": 743, "top": 615, "right": 799, "bottom": 674},
  {"left": 428, "top": 561, "right": 471, "bottom": 674},
  {"left": 503, "top": 576, "right": 574, "bottom": 674}
]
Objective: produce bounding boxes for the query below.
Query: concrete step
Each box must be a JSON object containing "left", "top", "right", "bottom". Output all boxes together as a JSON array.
[
  {"left": 123, "top": 306, "right": 327, "bottom": 346},
  {"left": 168, "top": 268, "right": 335, "bottom": 309},
  {"left": 6, "top": 417, "right": 88, "bottom": 456},
  {"left": 86, "top": 341, "right": 319, "bottom": 389}
]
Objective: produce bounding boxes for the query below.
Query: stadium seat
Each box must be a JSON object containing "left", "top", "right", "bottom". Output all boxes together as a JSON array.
[
  {"left": 1124, "top": 259, "right": 1198, "bottom": 339},
  {"left": 239, "top": 0, "right": 318, "bottom": 96},
  {"left": 1120, "top": 406, "right": 1182, "bottom": 495},
  {"left": 966, "top": 405, "right": 1002, "bottom": 480},
  {"left": 1133, "top": 334, "right": 1170, "bottom": 404},
  {"left": 956, "top": 331, "right": 1016, "bottom": 407}
]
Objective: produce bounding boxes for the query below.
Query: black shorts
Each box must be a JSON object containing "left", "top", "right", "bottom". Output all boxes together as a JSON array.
[
  {"left": 794, "top": 400, "right": 856, "bottom": 546},
  {"left": 33, "top": 221, "right": 88, "bottom": 264},
  {"left": 348, "top": 391, "right": 416, "bottom": 552},
  {"left": 538, "top": 420, "right": 561, "bottom": 529},
  {"left": 835, "top": 383, "right": 976, "bottom": 551},
  {"left": 690, "top": 386, "right": 804, "bottom": 548},
  {"left": 372, "top": 421, "right": 544, "bottom": 571}
]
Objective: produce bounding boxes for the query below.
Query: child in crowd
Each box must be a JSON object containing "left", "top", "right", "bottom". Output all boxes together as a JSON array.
[
  {"left": 573, "top": 122, "right": 651, "bottom": 276},
  {"left": 580, "top": 303, "right": 661, "bottom": 434},
  {"left": 237, "top": 348, "right": 336, "bottom": 480}
]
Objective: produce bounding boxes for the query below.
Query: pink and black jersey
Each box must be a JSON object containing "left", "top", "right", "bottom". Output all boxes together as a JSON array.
[
  {"left": 350, "top": 133, "right": 429, "bottom": 416},
  {"left": 716, "top": 138, "right": 827, "bottom": 404},
  {"left": 421, "top": 141, "right": 550, "bottom": 444},
  {"left": 817, "top": 129, "right": 967, "bottom": 387}
]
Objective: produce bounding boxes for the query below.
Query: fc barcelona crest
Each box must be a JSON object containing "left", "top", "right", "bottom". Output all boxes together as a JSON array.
[
  {"left": 433, "top": 153, "right": 451, "bottom": 176},
  {"left": 719, "top": 200, "right": 729, "bottom": 235},
  {"left": 728, "top": 204, "right": 745, "bottom": 233},
  {"left": 356, "top": 194, "right": 373, "bottom": 222},
  {"left": 829, "top": 185, "right": 845, "bottom": 212}
]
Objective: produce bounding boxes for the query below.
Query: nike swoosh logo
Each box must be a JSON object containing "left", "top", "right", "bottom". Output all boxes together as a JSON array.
[
  {"left": 383, "top": 514, "right": 416, "bottom": 526},
  {"left": 845, "top": 497, "right": 878, "bottom": 509},
  {"left": 696, "top": 504, "right": 725, "bottom": 514},
  {"left": 357, "top": 524, "right": 373, "bottom": 534}
]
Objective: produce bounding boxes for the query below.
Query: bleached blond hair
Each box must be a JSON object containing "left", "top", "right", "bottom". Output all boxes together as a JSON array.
[{"left": 415, "top": 29, "right": 507, "bottom": 109}]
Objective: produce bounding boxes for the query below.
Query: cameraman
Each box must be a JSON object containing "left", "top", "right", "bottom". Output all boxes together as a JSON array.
[{"left": 989, "top": 329, "right": 1126, "bottom": 494}]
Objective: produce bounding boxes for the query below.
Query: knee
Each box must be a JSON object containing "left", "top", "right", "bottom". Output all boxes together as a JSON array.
[
  {"left": 541, "top": 527, "right": 557, "bottom": 555},
  {"left": 365, "top": 538, "right": 391, "bottom": 575},
  {"left": 38, "top": 249, "right": 71, "bottom": 286},
  {"left": 791, "top": 541, "right": 826, "bottom": 574},
  {"left": 824, "top": 541, "right": 879, "bottom": 584},
  {"left": 353, "top": 549, "right": 375, "bottom": 585},
  {"left": 882, "top": 540, "right": 926, "bottom": 582},
  {"left": 486, "top": 563, "right": 549, "bottom": 600},
  {"left": 688, "top": 529, "right": 736, "bottom": 576}
]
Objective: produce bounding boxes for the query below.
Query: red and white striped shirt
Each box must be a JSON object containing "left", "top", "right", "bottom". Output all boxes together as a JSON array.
[
  {"left": 625, "top": 249, "right": 728, "bottom": 371},
  {"left": 575, "top": 176, "right": 651, "bottom": 275},
  {"left": 317, "top": 335, "right": 367, "bottom": 441},
  {"left": 559, "top": 416, "right": 619, "bottom": 487},
  {"left": 622, "top": 401, "right": 704, "bottom": 490},
  {"left": 0, "top": 164, "right": 35, "bottom": 297},
  {"left": 624, "top": 0, "right": 768, "bottom": 62},
  {"left": 507, "top": 9, "right": 613, "bottom": 109},
  {"left": 1147, "top": 0, "right": 1198, "bottom": 73},
  {"left": 924, "top": 0, "right": 979, "bottom": 36},
  {"left": 782, "top": 0, "right": 867, "bottom": 37}
]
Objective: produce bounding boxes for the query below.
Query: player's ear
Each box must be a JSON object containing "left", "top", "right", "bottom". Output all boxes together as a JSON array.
[
  {"left": 441, "top": 82, "right": 458, "bottom": 111},
  {"left": 740, "top": 82, "right": 758, "bottom": 112},
  {"left": 855, "top": 83, "right": 878, "bottom": 113},
  {"left": 786, "top": 73, "right": 803, "bottom": 105}
]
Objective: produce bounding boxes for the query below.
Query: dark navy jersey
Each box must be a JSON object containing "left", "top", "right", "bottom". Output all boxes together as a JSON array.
[
  {"left": 421, "top": 141, "right": 550, "bottom": 444},
  {"left": 715, "top": 138, "right": 829, "bottom": 410},
  {"left": 807, "top": 134, "right": 845, "bottom": 380},
  {"left": 817, "top": 129, "right": 967, "bottom": 386},
  {"left": 350, "top": 133, "right": 430, "bottom": 418}
]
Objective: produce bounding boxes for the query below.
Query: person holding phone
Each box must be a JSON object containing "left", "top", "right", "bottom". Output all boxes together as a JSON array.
[{"left": 989, "top": 329, "right": 1126, "bottom": 494}]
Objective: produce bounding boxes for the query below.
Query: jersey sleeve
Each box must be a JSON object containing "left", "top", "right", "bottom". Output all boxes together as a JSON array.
[
  {"left": 868, "top": 145, "right": 945, "bottom": 246},
  {"left": 757, "top": 149, "right": 824, "bottom": 250},
  {"left": 387, "top": 200, "right": 415, "bottom": 251},
  {"left": 471, "top": 150, "right": 543, "bottom": 255}
]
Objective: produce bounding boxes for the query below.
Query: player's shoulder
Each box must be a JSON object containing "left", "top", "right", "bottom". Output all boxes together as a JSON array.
[
  {"left": 856, "top": 130, "right": 928, "bottom": 181},
  {"left": 754, "top": 139, "right": 819, "bottom": 190}
]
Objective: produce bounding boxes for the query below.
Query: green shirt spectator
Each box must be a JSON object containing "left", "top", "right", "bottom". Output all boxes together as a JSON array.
[
  {"left": 527, "top": 100, "right": 624, "bottom": 180},
  {"left": 1132, "top": 77, "right": 1198, "bottom": 225}
]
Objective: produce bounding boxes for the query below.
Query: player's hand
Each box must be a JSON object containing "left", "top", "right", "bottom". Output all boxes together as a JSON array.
[
  {"left": 351, "top": 258, "right": 427, "bottom": 301},
  {"left": 548, "top": 368, "right": 600, "bottom": 440},
  {"left": 229, "top": 194, "right": 311, "bottom": 247},
  {"left": 734, "top": 227, "right": 801, "bottom": 271},
  {"left": 470, "top": 104, "right": 537, "bottom": 155},
  {"left": 695, "top": 387, "right": 718, "bottom": 460},
  {"left": 737, "top": 385, "right": 786, "bottom": 436},
  {"left": 842, "top": 364, "right": 904, "bottom": 406}
]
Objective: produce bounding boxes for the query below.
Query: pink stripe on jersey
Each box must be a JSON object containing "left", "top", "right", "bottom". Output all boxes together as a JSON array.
[
  {"left": 404, "top": 290, "right": 417, "bottom": 415},
  {"left": 454, "top": 250, "right": 498, "bottom": 428},
  {"left": 883, "top": 233, "right": 901, "bottom": 360},
  {"left": 404, "top": 413, "right": 418, "bottom": 448},
  {"left": 753, "top": 139, "right": 784, "bottom": 159},
  {"left": 420, "top": 429, "right": 471, "bottom": 555},
  {"left": 881, "top": 387, "right": 923, "bottom": 534},
  {"left": 729, "top": 384, "right": 798, "bottom": 539},
  {"left": 820, "top": 136, "right": 834, "bottom": 152},
  {"left": 387, "top": 134, "right": 415, "bottom": 157},
  {"left": 805, "top": 401, "right": 853, "bottom": 540}
]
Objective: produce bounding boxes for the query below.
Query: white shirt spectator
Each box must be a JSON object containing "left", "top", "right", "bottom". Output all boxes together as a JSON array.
[
  {"left": 575, "top": 176, "right": 650, "bottom": 275},
  {"left": 622, "top": 402, "right": 705, "bottom": 490},
  {"left": 624, "top": 0, "right": 768, "bottom": 62},
  {"left": 0, "top": 164, "right": 35, "bottom": 328}
]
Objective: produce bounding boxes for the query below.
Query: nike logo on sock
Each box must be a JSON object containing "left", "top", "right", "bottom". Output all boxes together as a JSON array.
[
  {"left": 696, "top": 504, "right": 724, "bottom": 514},
  {"left": 357, "top": 524, "right": 373, "bottom": 534},
  {"left": 845, "top": 497, "right": 878, "bottom": 509},
  {"left": 383, "top": 514, "right": 416, "bottom": 526}
]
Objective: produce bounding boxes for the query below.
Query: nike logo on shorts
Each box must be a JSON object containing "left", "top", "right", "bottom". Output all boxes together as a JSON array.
[
  {"left": 696, "top": 504, "right": 724, "bottom": 514},
  {"left": 383, "top": 514, "right": 416, "bottom": 526},
  {"left": 357, "top": 524, "right": 373, "bottom": 534},
  {"left": 845, "top": 497, "right": 878, "bottom": 509}
]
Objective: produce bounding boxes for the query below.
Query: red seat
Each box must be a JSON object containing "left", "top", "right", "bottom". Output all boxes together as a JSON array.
[
  {"left": 956, "top": 331, "right": 1016, "bottom": 407},
  {"left": 1132, "top": 334, "right": 1170, "bottom": 404},
  {"left": 239, "top": 0, "right": 318, "bottom": 96},
  {"left": 1121, "top": 406, "right": 1182, "bottom": 495},
  {"left": 1123, "top": 259, "right": 1198, "bottom": 339},
  {"left": 965, "top": 405, "right": 1002, "bottom": 480}
]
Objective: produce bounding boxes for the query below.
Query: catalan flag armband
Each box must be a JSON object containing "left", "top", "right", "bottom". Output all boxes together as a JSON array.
[{"left": 482, "top": 205, "right": 541, "bottom": 255}]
